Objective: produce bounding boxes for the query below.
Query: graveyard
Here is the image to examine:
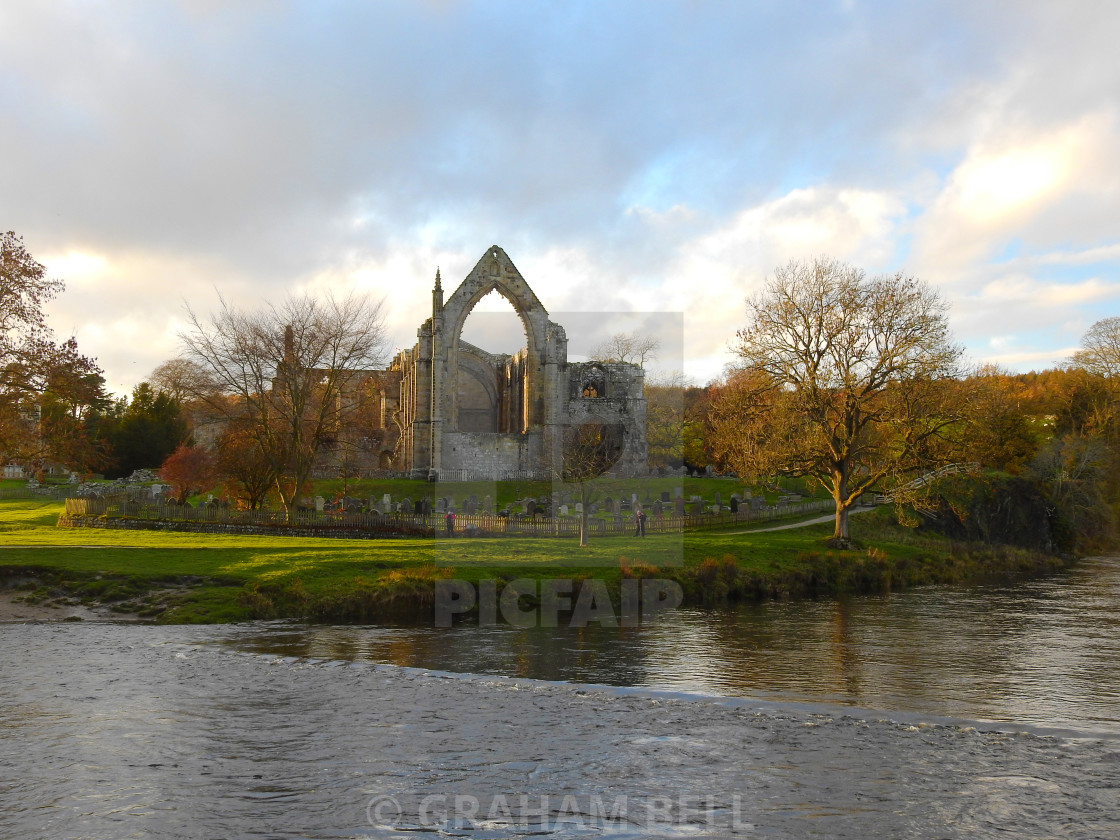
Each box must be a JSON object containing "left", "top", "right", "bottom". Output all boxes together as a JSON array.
[{"left": 0, "top": 476, "right": 1068, "bottom": 624}]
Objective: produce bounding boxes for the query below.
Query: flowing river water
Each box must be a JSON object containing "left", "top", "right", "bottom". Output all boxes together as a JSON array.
[{"left": 2, "top": 558, "right": 1120, "bottom": 838}]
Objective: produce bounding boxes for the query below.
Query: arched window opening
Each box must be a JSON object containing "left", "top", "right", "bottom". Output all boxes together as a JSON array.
[
  {"left": 582, "top": 365, "right": 606, "bottom": 399},
  {"left": 456, "top": 290, "right": 531, "bottom": 433}
]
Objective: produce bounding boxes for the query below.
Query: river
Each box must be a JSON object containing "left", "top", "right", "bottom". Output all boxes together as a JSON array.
[{"left": 2, "top": 558, "right": 1119, "bottom": 838}]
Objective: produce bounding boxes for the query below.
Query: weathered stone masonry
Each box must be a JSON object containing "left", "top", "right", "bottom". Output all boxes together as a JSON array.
[{"left": 372, "top": 246, "right": 647, "bottom": 480}]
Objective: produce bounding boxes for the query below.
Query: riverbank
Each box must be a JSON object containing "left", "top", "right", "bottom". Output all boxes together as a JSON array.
[{"left": 0, "top": 497, "right": 1074, "bottom": 624}]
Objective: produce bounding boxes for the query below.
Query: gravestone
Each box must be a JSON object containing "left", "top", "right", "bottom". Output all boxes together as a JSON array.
[
  {"left": 603, "top": 497, "right": 614, "bottom": 513},
  {"left": 382, "top": 493, "right": 392, "bottom": 508},
  {"left": 483, "top": 494, "right": 492, "bottom": 514},
  {"left": 674, "top": 498, "right": 685, "bottom": 516},
  {"left": 653, "top": 499, "right": 663, "bottom": 516},
  {"left": 588, "top": 503, "right": 597, "bottom": 515},
  {"left": 631, "top": 493, "right": 639, "bottom": 505},
  {"left": 469, "top": 494, "right": 478, "bottom": 508},
  {"left": 464, "top": 497, "right": 476, "bottom": 515},
  {"left": 526, "top": 500, "right": 537, "bottom": 515},
  {"left": 730, "top": 497, "right": 739, "bottom": 513},
  {"left": 673, "top": 486, "right": 683, "bottom": 499},
  {"left": 714, "top": 491, "right": 722, "bottom": 506},
  {"left": 400, "top": 498, "right": 413, "bottom": 515},
  {"left": 314, "top": 496, "right": 325, "bottom": 512},
  {"left": 661, "top": 491, "right": 671, "bottom": 502},
  {"left": 575, "top": 503, "right": 583, "bottom": 513},
  {"left": 620, "top": 500, "right": 631, "bottom": 512},
  {"left": 750, "top": 497, "right": 764, "bottom": 511},
  {"left": 435, "top": 497, "right": 447, "bottom": 513},
  {"left": 690, "top": 500, "right": 704, "bottom": 515},
  {"left": 559, "top": 504, "right": 568, "bottom": 516}
]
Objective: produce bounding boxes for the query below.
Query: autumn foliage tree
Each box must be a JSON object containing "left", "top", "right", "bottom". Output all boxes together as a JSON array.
[
  {"left": 1, "top": 232, "right": 109, "bottom": 472},
  {"left": 215, "top": 421, "right": 276, "bottom": 509},
  {"left": 159, "top": 444, "right": 218, "bottom": 503},
  {"left": 711, "top": 257, "right": 968, "bottom": 543},
  {"left": 181, "top": 293, "right": 388, "bottom": 519}
]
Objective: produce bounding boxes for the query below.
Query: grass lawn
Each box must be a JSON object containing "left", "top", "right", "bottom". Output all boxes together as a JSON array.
[{"left": 0, "top": 496, "right": 1067, "bottom": 624}]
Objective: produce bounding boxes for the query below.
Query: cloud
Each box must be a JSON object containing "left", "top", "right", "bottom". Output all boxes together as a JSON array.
[
  {"left": 2, "top": 0, "right": 1118, "bottom": 393},
  {"left": 912, "top": 110, "right": 1120, "bottom": 279}
]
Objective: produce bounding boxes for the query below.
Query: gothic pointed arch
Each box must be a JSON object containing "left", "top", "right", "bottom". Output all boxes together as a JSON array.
[{"left": 438, "top": 246, "right": 559, "bottom": 433}]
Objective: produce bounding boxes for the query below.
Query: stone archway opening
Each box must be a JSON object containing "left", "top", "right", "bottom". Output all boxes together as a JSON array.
[{"left": 454, "top": 288, "right": 533, "bottom": 434}]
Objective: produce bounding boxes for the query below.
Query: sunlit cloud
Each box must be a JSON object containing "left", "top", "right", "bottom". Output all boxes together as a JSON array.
[{"left": 3, "top": 0, "right": 1118, "bottom": 394}]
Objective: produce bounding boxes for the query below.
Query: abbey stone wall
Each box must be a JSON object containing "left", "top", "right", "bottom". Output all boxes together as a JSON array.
[{"left": 375, "top": 246, "right": 648, "bottom": 480}]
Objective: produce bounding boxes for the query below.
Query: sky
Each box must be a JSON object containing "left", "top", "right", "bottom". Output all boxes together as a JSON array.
[{"left": 3, "top": 0, "right": 1119, "bottom": 397}]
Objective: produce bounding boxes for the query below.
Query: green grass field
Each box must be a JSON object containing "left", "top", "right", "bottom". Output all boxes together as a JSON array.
[{"left": 0, "top": 495, "right": 1068, "bottom": 623}]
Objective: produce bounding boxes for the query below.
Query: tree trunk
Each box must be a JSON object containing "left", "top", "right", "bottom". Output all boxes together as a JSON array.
[
  {"left": 834, "top": 503, "right": 849, "bottom": 540},
  {"left": 579, "top": 482, "right": 590, "bottom": 546},
  {"left": 833, "top": 464, "right": 850, "bottom": 540}
]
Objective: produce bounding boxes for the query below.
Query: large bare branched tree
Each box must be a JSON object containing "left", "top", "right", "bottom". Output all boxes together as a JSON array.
[
  {"left": 182, "top": 293, "right": 388, "bottom": 519},
  {"left": 1072, "top": 316, "right": 1120, "bottom": 379},
  {"left": 711, "top": 257, "right": 968, "bottom": 543}
]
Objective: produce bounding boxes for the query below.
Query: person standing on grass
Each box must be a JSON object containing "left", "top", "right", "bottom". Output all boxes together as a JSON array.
[
  {"left": 446, "top": 510, "right": 455, "bottom": 537},
  {"left": 634, "top": 506, "right": 643, "bottom": 537}
]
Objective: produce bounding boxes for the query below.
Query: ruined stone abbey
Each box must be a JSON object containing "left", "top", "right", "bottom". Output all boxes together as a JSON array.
[{"left": 363, "top": 246, "right": 648, "bottom": 480}]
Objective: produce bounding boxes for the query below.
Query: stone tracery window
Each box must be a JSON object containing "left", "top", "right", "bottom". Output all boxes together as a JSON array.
[{"left": 582, "top": 365, "right": 606, "bottom": 398}]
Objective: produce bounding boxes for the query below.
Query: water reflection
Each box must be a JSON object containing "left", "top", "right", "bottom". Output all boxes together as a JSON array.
[{"left": 215, "top": 557, "right": 1120, "bottom": 733}]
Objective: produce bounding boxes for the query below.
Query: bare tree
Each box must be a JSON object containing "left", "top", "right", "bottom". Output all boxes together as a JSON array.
[
  {"left": 1071, "top": 316, "right": 1120, "bottom": 379},
  {"left": 711, "top": 257, "right": 968, "bottom": 544},
  {"left": 561, "top": 422, "right": 624, "bottom": 546},
  {"left": 148, "top": 358, "right": 218, "bottom": 405},
  {"left": 181, "top": 293, "right": 388, "bottom": 519},
  {"left": 589, "top": 332, "right": 660, "bottom": 368}
]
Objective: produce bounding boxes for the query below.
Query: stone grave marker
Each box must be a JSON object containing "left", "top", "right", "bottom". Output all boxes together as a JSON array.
[
  {"left": 559, "top": 504, "right": 568, "bottom": 516},
  {"left": 673, "top": 486, "right": 683, "bottom": 498},
  {"left": 730, "top": 497, "right": 739, "bottom": 513},
  {"left": 401, "top": 498, "right": 413, "bottom": 514},
  {"left": 660, "top": 491, "right": 670, "bottom": 502},
  {"left": 382, "top": 493, "right": 392, "bottom": 508},
  {"left": 603, "top": 497, "right": 614, "bottom": 513},
  {"left": 314, "top": 496, "right": 325, "bottom": 512},
  {"left": 674, "top": 497, "right": 685, "bottom": 516}
]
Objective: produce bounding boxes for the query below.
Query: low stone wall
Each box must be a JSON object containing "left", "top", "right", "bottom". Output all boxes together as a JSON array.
[{"left": 57, "top": 515, "right": 432, "bottom": 540}]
